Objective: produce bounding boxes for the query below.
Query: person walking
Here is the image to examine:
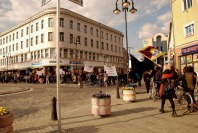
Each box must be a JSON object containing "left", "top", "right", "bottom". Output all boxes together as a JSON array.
[
  {"left": 104, "top": 71, "right": 108, "bottom": 88},
  {"left": 159, "top": 69, "right": 177, "bottom": 117},
  {"left": 143, "top": 70, "right": 151, "bottom": 93}
]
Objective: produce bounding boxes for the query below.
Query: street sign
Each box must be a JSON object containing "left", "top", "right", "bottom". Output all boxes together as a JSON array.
[{"left": 69, "top": 0, "right": 83, "bottom": 7}]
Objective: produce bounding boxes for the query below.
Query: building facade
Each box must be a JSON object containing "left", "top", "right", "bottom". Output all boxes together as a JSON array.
[
  {"left": 171, "top": 0, "right": 198, "bottom": 73},
  {"left": 143, "top": 33, "right": 169, "bottom": 66},
  {"left": 0, "top": 8, "right": 125, "bottom": 75}
]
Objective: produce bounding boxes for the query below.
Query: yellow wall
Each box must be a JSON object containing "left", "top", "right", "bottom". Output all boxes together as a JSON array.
[{"left": 172, "top": 0, "right": 198, "bottom": 69}]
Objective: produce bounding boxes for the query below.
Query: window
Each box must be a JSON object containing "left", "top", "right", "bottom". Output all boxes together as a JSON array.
[
  {"left": 111, "top": 34, "right": 112, "bottom": 41},
  {"left": 41, "top": 50, "right": 44, "bottom": 58},
  {"left": 26, "top": 39, "right": 29, "bottom": 48},
  {"left": 48, "top": 32, "right": 53, "bottom": 41},
  {"left": 84, "top": 25, "right": 87, "bottom": 33},
  {"left": 26, "top": 27, "right": 29, "bottom": 35},
  {"left": 101, "top": 31, "right": 103, "bottom": 38},
  {"left": 90, "top": 27, "right": 93, "bottom": 35},
  {"left": 36, "top": 36, "right": 38, "bottom": 44},
  {"left": 106, "top": 43, "right": 109, "bottom": 51},
  {"left": 21, "top": 29, "right": 23, "bottom": 37},
  {"left": 41, "top": 20, "right": 44, "bottom": 29},
  {"left": 70, "top": 20, "right": 73, "bottom": 29},
  {"left": 16, "top": 32, "right": 18, "bottom": 39},
  {"left": 91, "top": 39, "right": 93, "bottom": 47},
  {"left": 77, "top": 36, "right": 81, "bottom": 43},
  {"left": 183, "top": 0, "right": 192, "bottom": 10},
  {"left": 115, "top": 45, "right": 117, "bottom": 52},
  {"left": 48, "top": 18, "right": 53, "bottom": 27},
  {"left": 13, "top": 33, "right": 15, "bottom": 41},
  {"left": 111, "top": 45, "right": 113, "bottom": 51},
  {"left": 77, "top": 23, "right": 80, "bottom": 31},
  {"left": 96, "top": 41, "right": 99, "bottom": 48},
  {"left": 60, "top": 32, "right": 64, "bottom": 41},
  {"left": 64, "top": 49, "right": 68, "bottom": 58},
  {"left": 21, "top": 41, "right": 23, "bottom": 49},
  {"left": 84, "top": 38, "right": 87, "bottom": 46},
  {"left": 36, "top": 22, "right": 39, "bottom": 31},
  {"left": 102, "top": 42, "right": 104, "bottom": 50},
  {"left": 31, "top": 25, "right": 33, "bottom": 33},
  {"left": 70, "top": 34, "right": 73, "bottom": 43},
  {"left": 16, "top": 43, "right": 18, "bottom": 50},
  {"left": 9, "top": 45, "right": 11, "bottom": 52},
  {"left": 12, "top": 44, "right": 14, "bottom": 51},
  {"left": 60, "top": 18, "right": 64, "bottom": 27},
  {"left": 185, "top": 23, "right": 194, "bottom": 37},
  {"left": 96, "top": 29, "right": 99, "bottom": 37},
  {"left": 115, "top": 36, "right": 117, "bottom": 42},
  {"left": 106, "top": 33, "right": 108, "bottom": 40},
  {"left": 45, "top": 49, "right": 49, "bottom": 58},
  {"left": 31, "top": 37, "right": 33, "bottom": 46},
  {"left": 41, "top": 34, "right": 44, "bottom": 43},
  {"left": 6, "top": 37, "right": 8, "bottom": 43}
]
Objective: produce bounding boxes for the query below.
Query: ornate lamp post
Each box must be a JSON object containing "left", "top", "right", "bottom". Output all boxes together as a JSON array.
[
  {"left": 3, "top": 53, "right": 11, "bottom": 74},
  {"left": 113, "top": 0, "right": 137, "bottom": 67},
  {"left": 70, "top": 37, "right": 80, "bottom": 83}
]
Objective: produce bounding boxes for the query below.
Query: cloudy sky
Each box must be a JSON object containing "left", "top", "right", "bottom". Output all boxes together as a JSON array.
[{"left": 0, "top": 0, "right": 171, "bottom": 58}]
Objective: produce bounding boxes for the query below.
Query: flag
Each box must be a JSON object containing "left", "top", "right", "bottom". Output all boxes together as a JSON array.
[
  {"left": 130, "top": 54, "right": 154, "bottom": 79},
  {"left": 41, "top": 0, "right": 51, "bottom": 6},
  {"left": 137, "top": 46, "right": 166, "bottom": 61}
]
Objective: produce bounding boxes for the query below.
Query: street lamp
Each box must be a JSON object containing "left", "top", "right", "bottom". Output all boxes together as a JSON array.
[
  {"left": 113, "top": 0, "right": 137, "bottom": 67},
  {"left": 3, "top": 53, "right": 11, "bottom": 74},
  {"left": 70, "top": 36, "right": 80, "bottom": 83}
]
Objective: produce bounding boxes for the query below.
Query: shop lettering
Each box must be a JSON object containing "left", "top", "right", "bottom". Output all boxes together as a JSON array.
[
  {"left": 181, "top": 44, "right": 198, "bottom": 55},
  {"left": 49, "top": 60, "right": 62, "bottom": 63}
]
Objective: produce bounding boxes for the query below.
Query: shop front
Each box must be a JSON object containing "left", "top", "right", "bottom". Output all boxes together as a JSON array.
[{"left": 179, "top": 44, "right": 198, "bottom": 74}]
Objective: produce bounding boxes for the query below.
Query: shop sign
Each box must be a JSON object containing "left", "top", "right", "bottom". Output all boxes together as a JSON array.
[
  {"left": 70, "top": 60, "right": 83, "bottom": 64},
  {"left": 181, "top": 44, "right": 198, "bottom": 55},
  {"left": 32, "top": 60, "right": 42, "bottom": 66}
]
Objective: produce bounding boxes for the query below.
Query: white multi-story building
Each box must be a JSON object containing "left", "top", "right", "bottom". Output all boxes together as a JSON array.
[{"left": 0, "top": 7, "right": 124, "bottom": 75}]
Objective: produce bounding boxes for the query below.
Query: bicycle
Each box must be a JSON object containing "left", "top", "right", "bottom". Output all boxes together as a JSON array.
[{"left": 167, "top": 86, "right": 194, "bottom": 115}]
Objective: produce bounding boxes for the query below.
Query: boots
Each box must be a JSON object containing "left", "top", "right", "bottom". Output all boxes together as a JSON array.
[
  {"left": 159, "top": 108, "right": 165, "bottom": 113},
  {"left": 172, "top": 111, "right": 177, "bottom": 117}
]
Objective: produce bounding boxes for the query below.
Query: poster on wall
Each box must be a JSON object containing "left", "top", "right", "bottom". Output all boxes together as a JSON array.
[
  {"left": 193, "top": 53, "right": 198, "bottom": 61},
  {"left": 186, "top": 55, "right": 192, "bottom": 63},
  {"left": 180, "top": 56, "right": 186, "bottom": 64},
  {"left": 194, "top": 63, "right": 198, "bottom": 73}
]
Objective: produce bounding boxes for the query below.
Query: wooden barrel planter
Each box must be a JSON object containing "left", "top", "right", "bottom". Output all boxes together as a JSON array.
[
  {"left": 0, "top": 113, "right": 14, "bottom": 133},
  {"left": 91, "top": 98, "right": 111, "bottom": 116},
  {"left": 123, "top": 89, "right": 136, "bottom": 102}
]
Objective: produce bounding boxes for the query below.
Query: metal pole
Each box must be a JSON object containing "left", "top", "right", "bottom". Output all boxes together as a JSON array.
[
  {"left": 76, "top": 42, "right": 77, "bottom": 84},
  {"left": 7, "top": 56, "right": 8, "bottom": 74},
  {"left": 56, "top": 0, "right": 61, "bottom": 131},
  {"left": 124, "top": 9, "right": 129, "bottom": 67}
]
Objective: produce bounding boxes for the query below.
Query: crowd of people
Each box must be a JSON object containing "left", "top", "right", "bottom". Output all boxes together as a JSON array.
[{"left": 142, "top": 65, "right": 197, "bottom": 117}]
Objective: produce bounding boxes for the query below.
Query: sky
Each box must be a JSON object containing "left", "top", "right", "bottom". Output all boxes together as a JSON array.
[{"left": 0, "top": 0, "right": 171, "bottom": 58}]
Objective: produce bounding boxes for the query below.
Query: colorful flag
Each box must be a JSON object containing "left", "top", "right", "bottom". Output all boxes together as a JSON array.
[{"left": 137, "top": 46, "right": 166, "bottom": 61}]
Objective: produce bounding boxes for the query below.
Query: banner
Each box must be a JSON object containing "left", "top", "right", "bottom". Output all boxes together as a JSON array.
[
  {"left": 104, "top": 66, "right": 117, "bottom": 76},
  {"left": 137, "top": 46, "right": 166, "bottom": 61},
  {"left": 41, "top": 0, "right": 51, "bottom": 6},
  {"left": 83, "top": 65, "right": 94, "bottom": 73}
]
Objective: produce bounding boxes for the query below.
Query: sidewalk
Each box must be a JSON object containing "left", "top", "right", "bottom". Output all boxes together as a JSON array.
[{"left": 1, "top": 84, "right": 198, "bottom": 133}]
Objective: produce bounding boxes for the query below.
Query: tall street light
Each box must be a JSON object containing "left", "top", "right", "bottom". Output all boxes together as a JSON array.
[
  {"left": 70, "top": 36, "right": 80, "bottom": 83},
  {"left": 3, "top": 53, "right": 11, "bottom": 74},
  {"left": 113, "top": 0, "right": 137, "bottom": 67}
]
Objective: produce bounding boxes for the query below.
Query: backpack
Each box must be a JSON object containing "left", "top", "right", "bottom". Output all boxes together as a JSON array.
[{"left": 155, "top": 71, "right": 162, "bottom": 81}]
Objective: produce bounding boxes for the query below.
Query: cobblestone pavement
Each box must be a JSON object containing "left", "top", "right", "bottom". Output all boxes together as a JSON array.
[{"left": 0, "top": 83, "right": 198, "bottom": 133}]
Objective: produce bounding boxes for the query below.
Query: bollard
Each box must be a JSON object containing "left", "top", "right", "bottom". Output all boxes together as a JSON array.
[
  {"left": 116, "top": 84, "right": 120, "bottom": 99},
  {"left": 51, "top": 97, "right": 58, "bottom": 120}
]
